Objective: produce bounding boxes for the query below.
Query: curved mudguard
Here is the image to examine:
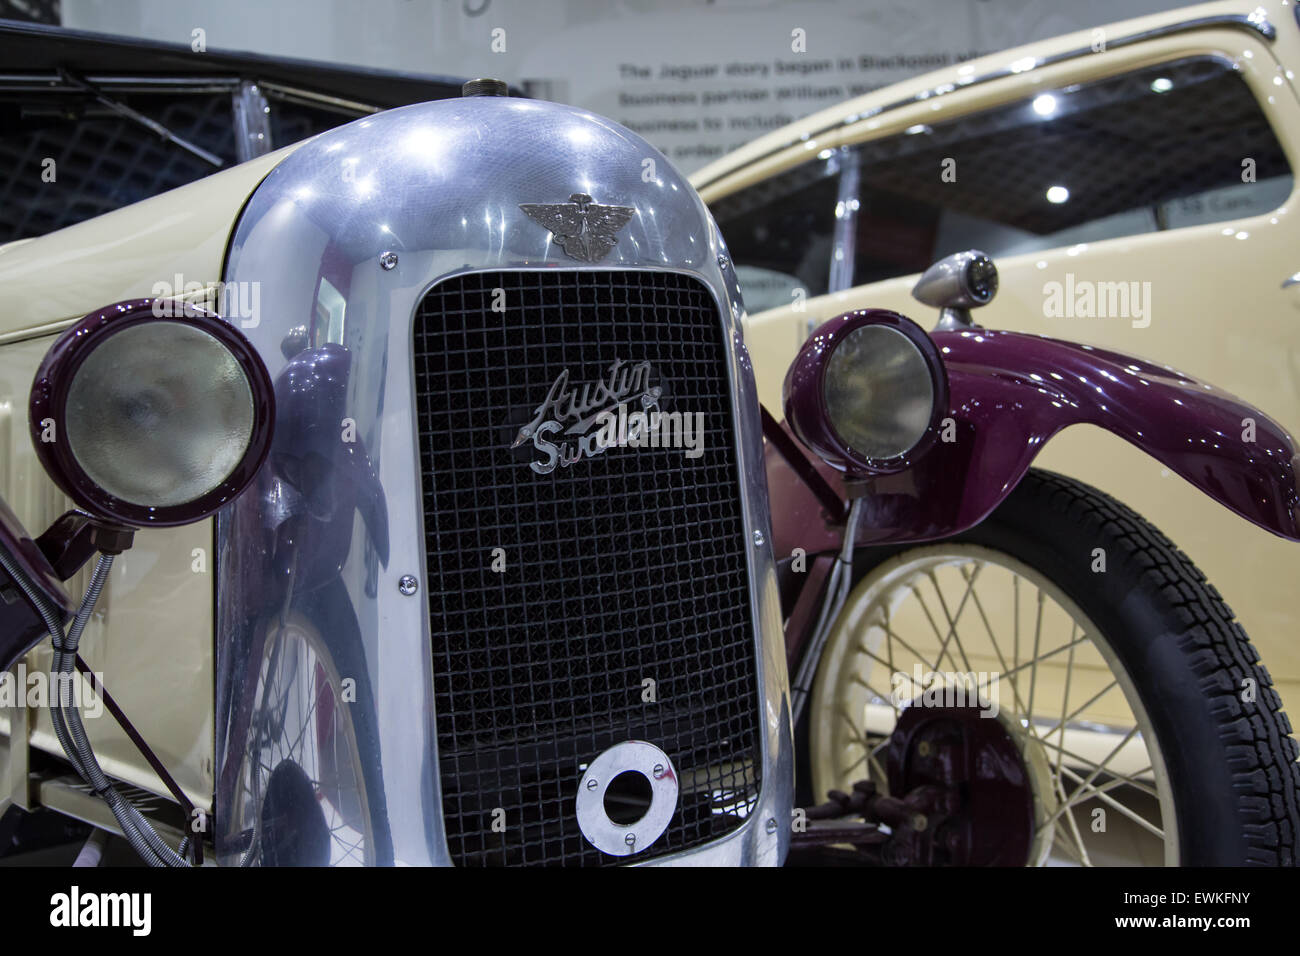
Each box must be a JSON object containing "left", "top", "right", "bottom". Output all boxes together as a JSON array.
[{"left": 766, "top": 328, "right": 1300, "bottom": 555}]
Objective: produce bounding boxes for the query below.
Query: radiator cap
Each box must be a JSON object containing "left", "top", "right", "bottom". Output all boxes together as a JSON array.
[{"left": 462, "top": 77, "right": 509, "bottom": 97}]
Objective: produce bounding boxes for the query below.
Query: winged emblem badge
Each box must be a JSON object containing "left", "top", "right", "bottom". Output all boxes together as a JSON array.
[{"left": 519, "top": 193, "right": 634, "bottom": 263}]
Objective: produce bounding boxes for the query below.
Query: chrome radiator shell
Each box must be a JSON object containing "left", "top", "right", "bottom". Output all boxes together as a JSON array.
[{"left": 214, "top": 96, "right": 790, "bottom": 866}]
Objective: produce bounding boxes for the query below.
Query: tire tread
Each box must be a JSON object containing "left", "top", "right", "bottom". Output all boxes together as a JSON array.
[{"left": 1023, "top": 469, "right": 1299, "bottom": 866}]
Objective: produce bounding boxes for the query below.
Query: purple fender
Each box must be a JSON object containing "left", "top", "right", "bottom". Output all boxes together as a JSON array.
[{"left": 767, "top": 327, "right": 1300, "bottom": 556}]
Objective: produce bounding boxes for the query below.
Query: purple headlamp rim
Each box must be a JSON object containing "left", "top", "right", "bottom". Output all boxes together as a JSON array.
[
  {"left": 783, "top": 308, "right": 950, "bottom": 475},
  {"left": 29, "top": 298, "right": 275, "bottom": 528}
]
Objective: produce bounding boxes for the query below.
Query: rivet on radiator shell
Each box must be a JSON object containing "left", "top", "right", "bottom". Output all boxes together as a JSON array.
[
  {"left": 765, "top": 818, "right": 779, "bottom": 834},
  {"left": 753, "top": 529, "right": 765, "bottom": 547},
  {"left": 379, "top": 251, "right": 399, "bottom": 270},
  {"left": 398, "top": 574, "right": 418, "bottom": 595}
]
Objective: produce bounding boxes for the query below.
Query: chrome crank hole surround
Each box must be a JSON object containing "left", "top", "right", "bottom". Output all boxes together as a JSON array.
[{"left": 576, "top": 741, "right": 678, "bottom": 857}]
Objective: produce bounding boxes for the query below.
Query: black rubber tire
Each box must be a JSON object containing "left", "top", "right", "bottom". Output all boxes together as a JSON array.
[{"left": 837, "top": 468, "right": 1300, "bottom": 866}]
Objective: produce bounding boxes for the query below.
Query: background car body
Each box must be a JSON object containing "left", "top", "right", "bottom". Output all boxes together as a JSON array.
[{"left": 694, "top": 0, "right": 1300, "bottom": 719}]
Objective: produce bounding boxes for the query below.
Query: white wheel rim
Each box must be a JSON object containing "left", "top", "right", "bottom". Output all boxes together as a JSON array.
[{"left": 808, "top": 544, "right": 1179, "bottom": 866}]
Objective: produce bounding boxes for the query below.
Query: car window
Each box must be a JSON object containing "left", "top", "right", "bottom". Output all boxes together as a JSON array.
[
  {"left": 0, "top": 88, "right": 371, "bottom": 246},
  {"left": 268, "top": 96, "right": 367, "bottom": 150},
  {"left": 710, "top": 158, "right": 839, "bottom": 311},
  {"left": 732, "top": 265, "right": 812, "bottom": 315},
  {"left": 0, "top": 92, "right": 240, "bottom": 243},
  {"left": 850, "top": 55, "right": 1290, "bottom": 278},
  {"left": 711, "top": 55, "right": 1292, "bottom": 303}
]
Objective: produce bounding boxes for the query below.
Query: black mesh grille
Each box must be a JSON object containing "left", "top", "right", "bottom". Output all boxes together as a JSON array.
[{"left": 413, "top": 270, "right": 762, "bottom": 866}]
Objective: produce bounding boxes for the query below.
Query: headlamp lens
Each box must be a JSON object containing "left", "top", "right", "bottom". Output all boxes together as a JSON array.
[
  {"left": 64, "top": 321, "right": 255, "bottom": 507},
  {"left": 823, "top": 324, "right": 935, "bottom": 462}
]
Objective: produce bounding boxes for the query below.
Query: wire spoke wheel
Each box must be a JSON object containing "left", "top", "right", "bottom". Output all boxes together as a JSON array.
[
  {"left": 811, "top": 545, "right": 1175, "bottom": 866},
  {"left": 230, "top": 614, "right": 375, "bottom": 866},
  {"left": 806, "top": 470, "right": 1300, "bottom": 866}
]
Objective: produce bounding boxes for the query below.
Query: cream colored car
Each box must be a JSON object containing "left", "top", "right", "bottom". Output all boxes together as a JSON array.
[{"left": 695, "top": 0, "right": 1300, "bottom": 863}]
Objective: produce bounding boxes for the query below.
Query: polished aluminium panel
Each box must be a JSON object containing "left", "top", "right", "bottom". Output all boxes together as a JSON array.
[{"left": 216, "top": 96, "right": 791, "bottom": 866}]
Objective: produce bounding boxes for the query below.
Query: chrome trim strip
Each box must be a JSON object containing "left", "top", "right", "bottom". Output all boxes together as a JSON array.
[
  {"left": 0, "top": 74, "right": 243, "bottom": 93},
  {"left": 232, "top": 80, "right": 273, "bottom": 162},
  {"left": 0, "top": 73, "right": 376, "bottom": 116},
  {"left": 257, "top": 81, "right": 379, "bottom": 116},
  {"left": 1029, "top": 716, "right": 1141, "bottom": 738},
  {"left": 0, "top": 320, "right": 77, "bottom": 347},
  {"left": 827, "top": 147, "right": 860, "bottom": 295},
  {"left": 0, "top": 286, "right": 223, "bottom": 347},
  {"left": 698, "top": 10, "right": 1277, "bottom": 189},
  {"left": 215, "top": 96, "right": 791, "bottom": 866}
]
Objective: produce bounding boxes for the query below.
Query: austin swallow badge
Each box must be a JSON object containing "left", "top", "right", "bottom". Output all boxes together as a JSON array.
[
  {"left": 519, "top": 193, "right": 634, "bottom": 263},
  {"left": 510, "top": 358, "right": 668, "bottom": 474}
]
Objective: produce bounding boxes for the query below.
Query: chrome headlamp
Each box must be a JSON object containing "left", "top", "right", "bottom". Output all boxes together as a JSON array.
[
  {"left": 29, "top": 299, "right": 274, "bottom": 526},
  {"left": 783, "top": 309, "right": 948, "bottom": 474}
]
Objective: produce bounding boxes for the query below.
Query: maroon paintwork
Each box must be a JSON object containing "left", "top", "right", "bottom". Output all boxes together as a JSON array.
[
  {"left": 28, "top": 299, "right": 275, "bottom": 527},
  {"left": 0, "top": 494, "right": 71, "bottom": 670},
  {"left": 770, "top": 316, "right": 1300, "bottom": 558}
]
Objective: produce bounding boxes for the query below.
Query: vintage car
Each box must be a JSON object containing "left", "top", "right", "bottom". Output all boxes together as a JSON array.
[
  {"left": 0, "top": 69, "right": 792, "bottom": 866},
  {"left": 696, "top": 0, "right": 1300, "bottom": 864},
  {"left": 0, "top": 8, "right": 1298, "bottom": 869}
]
